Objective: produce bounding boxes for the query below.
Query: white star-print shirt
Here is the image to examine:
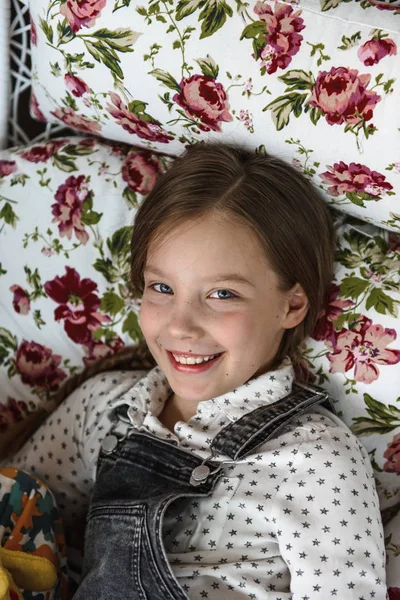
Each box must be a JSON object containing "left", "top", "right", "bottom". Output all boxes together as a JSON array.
[{"left": 10, "top": 360, "right": 387, "bottom": 599}]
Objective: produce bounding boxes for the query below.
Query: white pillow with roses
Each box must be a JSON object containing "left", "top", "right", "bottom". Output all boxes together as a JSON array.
[{"left": 28, "top": 0, "right": 400, "bottom": 232}]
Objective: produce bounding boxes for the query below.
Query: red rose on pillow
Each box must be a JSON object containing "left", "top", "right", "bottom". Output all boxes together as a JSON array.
[
  {"left": 14, "top": 341, "right": 67, "bottom": 390},
  {"left": 122, "top": 151, "right": 162, "bottom": 195},
  {"left": 358, "top": 38, "right": 397, "bottom": 66},
  {"left": 60, "top": 0, "right": 107, "bottom": 33},
  {"left": 173, "top": 75, "right": 233, "bottom": 132},
  {"left": 307, "top": 67, "right": 381, "bottom": 126}
]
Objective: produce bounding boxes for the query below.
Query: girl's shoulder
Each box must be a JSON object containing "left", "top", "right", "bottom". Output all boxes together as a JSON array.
[{"left": 75, "top": 368, "right": 150, "bottom": 401}]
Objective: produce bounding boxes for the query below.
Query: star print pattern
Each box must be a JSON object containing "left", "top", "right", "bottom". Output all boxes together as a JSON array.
[{"left": 8, "top": 363, "right": 387, "bottom": 598}]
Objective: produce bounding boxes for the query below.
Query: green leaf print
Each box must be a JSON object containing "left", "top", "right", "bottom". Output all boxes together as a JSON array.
[
  {"left": 122, "top": 311, "right": 143, "bottom": 342},
  {"left": 365, "top": 288, "right": 397, "bottom": 317},
  {"left": 88, "top": 28, "right": 138, "bottom": 52},
  {"left": 0, "top": 202, "right": 19, "bottom": 228},
  {"left": 101, "top": 291, "right": 125, "bottom": 316},
  {"left": 176, "top": 0, "right": 233, "bottom": 38},
  {"left": 279, "top": 70, "right": 315, "bottom": 91},
  {"left": 339, "top": 276, "right": 370, "bottom": 300},
  {"left": 240, "top": 21, "right": 266, "bottom": 40},
  {"left": 0, "top": 328, "right": 18, "bottom": 367},
  {"left": 337, "top": 31, "right": 362, "bottom": 51},
  {"left": 176, "top": 0, "right": 204, "bottom": 20},
  {"left": 150, "top": 69, "right": 181, "bottom": 92},
  {"left": 320, "top": 0, "right": 352, "bottom": 10},
  {"left": 81, "top": 191, "right": 103, "bottom": 226},
  {"left": 122, "top": 187, "right": 138, "bottom": 209},
  {"left": 57, "top": 19, "right": 74, "bottom": 45},
  {"left": 93, "top": 258, "right": 120, "bottom": 284},
  {"left": 352, "top": 394, "right": 400, "bottom": 436},
  {"left": 84, "top": 40, "right": 124, "bottom": 80},
  {"left": 195, "top": 56, "right": 219, "bottom": 79},
  {"left": 40, "top": 17, "right": 54, "bottom": 44},
  {"left": 52, "top": 154, "right": 77, "bottom": 173},
  {"left": 264, "top": 93, "right": 308, "bottom": 130},
  {"left": 107, "top": 226, "right": 132, "bottom": 258}
]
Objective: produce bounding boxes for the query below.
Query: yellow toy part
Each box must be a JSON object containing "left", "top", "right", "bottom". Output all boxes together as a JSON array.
[
  {"left": 0, "top": 546, "right": 57, "bottom": 599},
  {"left": 0, "top": 553, "right": 23, "bottom": 600}
]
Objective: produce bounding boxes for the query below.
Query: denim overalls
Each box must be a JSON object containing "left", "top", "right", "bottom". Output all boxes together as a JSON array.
[{"left": 73, "top": 383, "right": 334, "bottom": 600}]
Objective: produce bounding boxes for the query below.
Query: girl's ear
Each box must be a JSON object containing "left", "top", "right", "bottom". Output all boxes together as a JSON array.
[{"left": 282, "top": 283, "right": 309, "bottom": 330}]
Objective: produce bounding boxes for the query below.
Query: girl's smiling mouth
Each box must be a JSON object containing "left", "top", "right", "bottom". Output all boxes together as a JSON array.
[{"left": 167, "top": 350, "right": 224, "bottom": 373}]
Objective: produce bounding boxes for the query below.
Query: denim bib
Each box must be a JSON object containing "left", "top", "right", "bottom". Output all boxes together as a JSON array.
[{"left": 73, "top": 383, "right": 334, "bottom": 600}]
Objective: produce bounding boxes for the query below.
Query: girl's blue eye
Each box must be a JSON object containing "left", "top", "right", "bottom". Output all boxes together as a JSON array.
[
  {"left": 211, "top": 289, "right": 235, "bottom": 300},
  {"left": 149, "top": 284, "right": 236, "bottom": 299},
  {"left": 152, "top": 283, "right": 173, "bottom": 294}
]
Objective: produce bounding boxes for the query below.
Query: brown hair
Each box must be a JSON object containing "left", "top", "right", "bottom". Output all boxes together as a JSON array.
[
  {"left": 3, "top": 143, "right": 334, "bottom": 459},
  {"left": 130, "top": 142, "right": 335, "bottom": 369}
]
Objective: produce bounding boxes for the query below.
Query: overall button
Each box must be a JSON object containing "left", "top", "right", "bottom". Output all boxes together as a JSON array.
[
  {"left": 101, "top": 434, "right": 119, "bottom": 455},
  {"left": 190, "top": 465, "right": 210, "bottom": 486}
]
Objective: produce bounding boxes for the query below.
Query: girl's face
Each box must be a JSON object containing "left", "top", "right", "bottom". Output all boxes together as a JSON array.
[{"left": 140, "top": 214, "right": 307, "bottom": 413}]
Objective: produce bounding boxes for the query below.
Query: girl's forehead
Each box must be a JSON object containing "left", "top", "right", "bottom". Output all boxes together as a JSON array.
[
  {"left": 149, "top": 213, "right": 261, "bottom": 251},
  {"left": 145, "top": 215, "right": 273, "bottom": 277}
]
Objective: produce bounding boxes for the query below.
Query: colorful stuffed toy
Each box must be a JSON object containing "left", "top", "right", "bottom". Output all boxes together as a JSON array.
[{"left": 0, "top": 468, "right": 68, "bottom": 600}]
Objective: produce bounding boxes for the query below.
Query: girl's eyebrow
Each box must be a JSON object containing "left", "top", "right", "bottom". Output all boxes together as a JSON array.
[{"left": 144, "top": 266, "right": 255, "bottom": 287}]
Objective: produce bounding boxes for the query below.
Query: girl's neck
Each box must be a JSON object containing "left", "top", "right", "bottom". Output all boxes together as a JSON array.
[{"left": 158, "top": 393, "right": 197, "bottom": 432}]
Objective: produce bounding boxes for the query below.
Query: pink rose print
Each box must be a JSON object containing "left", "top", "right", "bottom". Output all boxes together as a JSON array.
[
  {"left": 83, "top": 335, "right": 125, "bottom": 366},
  {"left": 0, "top": 161, "right": 17, "bottom": 177},
  {"left": 65, "top": 73, "right": 90, "bottom": 97},
  {"left": 30, "top": 92, "right": 46, "bottom": 122},
  {"left": 383, "top": 434, "right": 400, "bottom": 474},
  {"left": 173, "top": 75, "right": 233, "bottom": 132},
  {"left": 325, "top": 315, "right": 400, "bottom": 383},
  {"left": 388, "top": 588, "right": 400, "bottom": 600},
  {"left": 30, "top": 17, "right": 37, "bottom": 46},
  {"left": 51, "top": 174, "right": 90, "bottom": 244},
  {"left": 122, "top": 151, "right": 161, "bottom": 195},
  {"left": 106, "top": 93, "right": 173, "bottom": 143},
  {"left": 311, "top": 283, "right": 354, "bottom": 341},
  {"left": 60, "top": 0, "right": 107, "bottom": 33},
  {"left": 0, "top": 397, "right": 29, "bottom": 432},
  {"left": 320, "top": 162, "right": 393, "bottom": 198},
  {"left": 254, "top": 1, "right": 305, "bottom": 74},
  {"left": 10, "top": 285, "right": 31, "bottom": 315},
  {"left": 44, "top": 266, "right": 110, "bottom": 344},
  {"left": 14, "top": 340, "right": 67, "bottom": 390},
  {"left": 51, "top": 107, "right": 101, "bottom": 134},
  {"left": 358, "top": 38, "right": 397, "bottom": 66},
  {"left": 19, "top": 140, "right": 67, "bottom": 163},
  {"left": 307, "top": 67, "right": 381, "bottom": 126}
]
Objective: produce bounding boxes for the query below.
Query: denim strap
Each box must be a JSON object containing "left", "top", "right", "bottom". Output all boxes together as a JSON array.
[{"left": 210, "top": 383, "right": 335, "bottom": 461}]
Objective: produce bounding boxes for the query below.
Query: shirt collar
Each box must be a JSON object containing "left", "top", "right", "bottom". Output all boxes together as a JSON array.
[{"left": 110, "top": 359, "right": 294, "bottom": 427}]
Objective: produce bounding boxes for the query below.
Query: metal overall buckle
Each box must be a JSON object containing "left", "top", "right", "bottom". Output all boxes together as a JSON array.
[{"left": 189, "top": 449, "right": 221, "bottom": 487}]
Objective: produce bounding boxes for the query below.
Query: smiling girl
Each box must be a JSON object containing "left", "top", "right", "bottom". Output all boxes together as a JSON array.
[{"left": 11, "top": 143, "right": 386, "bottom": 599}]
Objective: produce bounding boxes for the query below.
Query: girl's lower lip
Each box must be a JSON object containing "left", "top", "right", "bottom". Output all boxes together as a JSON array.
[{"left": 167, "top": 351, "right": 224, "bottom": 373}]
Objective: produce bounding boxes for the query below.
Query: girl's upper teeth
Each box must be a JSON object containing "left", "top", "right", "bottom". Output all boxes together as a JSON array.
[{"left": 172, "top": 353, "right": 219, "bottom": 365}]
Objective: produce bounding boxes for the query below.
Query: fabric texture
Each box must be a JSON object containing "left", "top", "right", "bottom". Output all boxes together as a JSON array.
[
  {"left": 10, "top": 364, "right": 387, "bottom": 599},
  {"left": 28, "top": 0, "right": 400, "bottom": 230}
]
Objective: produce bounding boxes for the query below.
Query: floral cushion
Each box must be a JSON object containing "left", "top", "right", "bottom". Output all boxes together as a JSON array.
[{"left": 28, "top": 0, "right": 400, "bottom": 231}]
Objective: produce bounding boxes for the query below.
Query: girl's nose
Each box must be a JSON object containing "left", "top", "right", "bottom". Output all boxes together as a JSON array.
[{"left": 167, "top": 300, "right": 203, "bottom": 340}]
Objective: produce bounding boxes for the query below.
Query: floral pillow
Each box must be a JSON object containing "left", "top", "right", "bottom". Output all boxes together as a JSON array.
[
  {"left": 28, "top": 0, "right": 400, "bottom": 232},
  {"left": 1, "top": 135, "right": 400, "bottom": 588}
]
